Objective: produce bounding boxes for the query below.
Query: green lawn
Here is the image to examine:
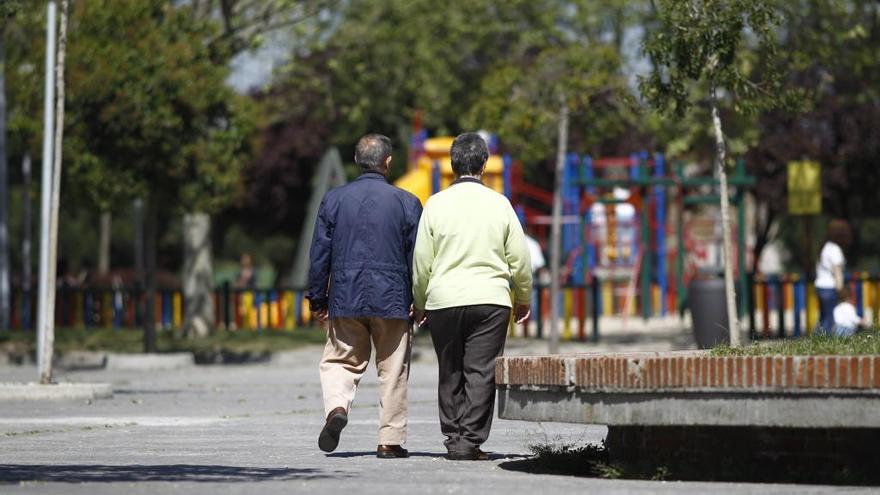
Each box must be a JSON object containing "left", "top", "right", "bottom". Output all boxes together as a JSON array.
[
  {"left": 712, "top": 329, "right": 880, "bottom": 356},
  {"left": 0, "top": 326, "right": 327, "bottom": 356}
]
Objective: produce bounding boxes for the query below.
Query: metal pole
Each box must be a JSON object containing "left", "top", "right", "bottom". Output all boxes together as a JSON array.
[
  {"left": 43, "top": 0, "right": 70, "bottom": 383},
  {"left": 36, "top": 1, "right": 57, "bottom": 383},
  {"left": 549, "top": 96, "right": 569, "bottom": 354}
]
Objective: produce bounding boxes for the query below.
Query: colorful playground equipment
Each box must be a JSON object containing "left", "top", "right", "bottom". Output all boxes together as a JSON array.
[
  {"left": 394, "top": 133, "right": 508, "bottom": 204},
  {"left": 397, "top": 131, "right": 755, "bottom": 325}
]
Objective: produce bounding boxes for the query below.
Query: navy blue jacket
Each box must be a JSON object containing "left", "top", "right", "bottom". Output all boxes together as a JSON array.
[{"left": 307, "top": 172, "right": 423, "bottom": 320}]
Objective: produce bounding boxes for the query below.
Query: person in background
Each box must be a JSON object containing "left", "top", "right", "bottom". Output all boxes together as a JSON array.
[
  {"left": 307, "top": 134, "right": 423, "bottom": 459},
  {"left": 412, "top": 132, "right": 532, "bottom": 461},
  {"left": 235, "top": 253, "right": 257, "bottom": 288},
  {"left": 833, "top": 286, "right": 867, "bottom": 337},
  {"left": 814, "top": 219, "right": 852, "bottom": 336}
]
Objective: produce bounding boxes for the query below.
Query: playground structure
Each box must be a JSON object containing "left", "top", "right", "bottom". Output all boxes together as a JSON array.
[
  {"left": 395, "top": 132, "right": 756, "bottom": 329},
  {"left": 394, "top": 133, "right": 508, "bottom": 204}
]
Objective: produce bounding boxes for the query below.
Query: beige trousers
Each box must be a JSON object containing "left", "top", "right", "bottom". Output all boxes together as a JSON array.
[{"left": 319, "top": 317, "right": 411, "bottom": 445}]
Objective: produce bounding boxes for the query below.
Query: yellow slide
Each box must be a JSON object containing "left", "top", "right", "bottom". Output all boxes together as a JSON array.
[
  {"left": 394, "top": 136, "right": 505, "bottom": 205},
  {"left": 394, "top": 167, "right": 433, "bottom": 205}
]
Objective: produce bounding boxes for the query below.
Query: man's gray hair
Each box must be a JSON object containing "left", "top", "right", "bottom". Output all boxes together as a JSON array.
[{"left": 354, "top": 134, "right": 393, "bottom": 171}]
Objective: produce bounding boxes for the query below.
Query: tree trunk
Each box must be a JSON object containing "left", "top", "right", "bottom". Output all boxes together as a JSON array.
[
  {"left": 182, "top": 212, "right": 213, "bottom": 338},
  {"left": 710, "top": 85, "right": 741, "bottom": 348},
  {"left": 143, "top": 201, "right": 157, "bottom": 353},
  {"left": 549, "top": 96, "right": 569, "bottom": 354},
  {"left": 0, "top": 33, "right": 9, "bottom": 330},
  {"left": 97, "top": 211, "right": 111, "bottom": 275}
]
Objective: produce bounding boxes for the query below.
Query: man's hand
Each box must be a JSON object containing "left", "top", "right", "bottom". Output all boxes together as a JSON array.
[
  {"left": 413, "top": 309, "right": 427, "bottom": 326},
  {"left": 514, "top": 304, "right": 531, "bottom": 324},
  {"left": 313, "top": 308, "right": 329, "bottom": 322}
]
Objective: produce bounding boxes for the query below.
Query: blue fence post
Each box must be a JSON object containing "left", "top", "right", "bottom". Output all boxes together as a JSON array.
[
  {"left": 163, "top": 291, "right": 172, "bottom": 329},
  {"left": 793, "top": 278, "right": 803, "bottom": 337},
  {"left": 856, "top": 274, "right": 865, "bottom": 317}
]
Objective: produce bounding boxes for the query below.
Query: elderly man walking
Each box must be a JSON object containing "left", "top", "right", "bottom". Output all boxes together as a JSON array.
[
  {"left": 412, "top": 133, "right": 532, "bottom": 461},
  {"left": 307, "top": 134, "right": 423, "bottom": 458}
]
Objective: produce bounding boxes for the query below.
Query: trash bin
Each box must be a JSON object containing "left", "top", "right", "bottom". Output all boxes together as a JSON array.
[{"left": 688, "top": 273, "right": 730, "bottom": 349}]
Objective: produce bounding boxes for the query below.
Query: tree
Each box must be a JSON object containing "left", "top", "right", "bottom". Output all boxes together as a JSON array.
[
  {"left": 640, "top": 0, "right": 799, "bottom": 347},
  {"left": 58, "top": 0, "right": 256, "bottom": 347},
  {"left": 0, "top": 1, "right": 24, "bottom": 330},
  {"left": 748, "top": 0, "right": 880, "bottom": 272},
  {"left": 469, "top": 43, "right": 631, "bottom": 352}
]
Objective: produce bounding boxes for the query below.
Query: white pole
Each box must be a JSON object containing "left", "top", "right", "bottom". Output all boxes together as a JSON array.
[
  {"left": 548, "top": 95, "right": 569, "bottom": 355},
  {"left": 36, "top": 1, "right": 57, "bottom": 384},
  {"left": 42, "top": 0, "right": 69, "bottom": 383}
]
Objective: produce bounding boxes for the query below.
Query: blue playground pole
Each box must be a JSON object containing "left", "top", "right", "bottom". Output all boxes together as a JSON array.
[
  {"left": 502, "top": 154, "right": 512, "bottom": 199},
  {"left": 431, "top": 160, "right": 440, "bottom": 194},
  {"left": 654, "top": 152, "right": 667, "bottom": 315},
  {"left": 564, "top": 153, "right": 582, "bottom": 284},
  {"left": 581, "top": 155, "right": 596, "bottom": 281}
]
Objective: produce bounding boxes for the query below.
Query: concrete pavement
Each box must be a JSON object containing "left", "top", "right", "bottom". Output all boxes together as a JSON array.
[{"left": 0, "top": 337, "right": 872, "bottom": 494}]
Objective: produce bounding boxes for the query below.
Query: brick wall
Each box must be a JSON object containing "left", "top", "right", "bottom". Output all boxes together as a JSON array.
[{"left": 497, "top": 352, "right": 880, "bottom": 391}]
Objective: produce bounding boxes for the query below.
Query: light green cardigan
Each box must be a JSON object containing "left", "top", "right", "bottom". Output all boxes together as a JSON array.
[{"left": 412, "top": 181, "right": 532, "bottom": 311}]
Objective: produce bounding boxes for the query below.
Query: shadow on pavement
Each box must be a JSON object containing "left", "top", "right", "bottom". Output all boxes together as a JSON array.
[
  {"left": 0, "top": 464, "right": 346, "bottom": 483},
  {"left": 326, "top": 451, "right": 443, "bottom": 459}
]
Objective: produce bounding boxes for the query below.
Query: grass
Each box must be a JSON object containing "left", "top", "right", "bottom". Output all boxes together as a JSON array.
[
  {"left": 508, "top": 441, "right": 668, "bottom": 481},
  {"left": 0, "top": 326, "right": 327, "bottom": 356},
  {"left": 711, "top": 328, "right": 880, "bottom": 356}
]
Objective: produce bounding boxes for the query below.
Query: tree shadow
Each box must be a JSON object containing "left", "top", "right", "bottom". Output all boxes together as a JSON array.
[{"left": 0, "top": 464, "right": 346, "bottom": 483}]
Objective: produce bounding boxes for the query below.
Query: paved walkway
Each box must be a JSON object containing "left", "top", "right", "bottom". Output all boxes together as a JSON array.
[{"left": 0, "top": 337, "right": 870, "bottom": 494}]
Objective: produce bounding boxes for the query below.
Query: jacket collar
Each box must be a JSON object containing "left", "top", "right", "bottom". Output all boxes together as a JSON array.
[
  {"left": 357, "top": 171, "right": 388, "bottom": 182},
  {"left": 451, "top": 176, "right": 483, "bottom": 186}
]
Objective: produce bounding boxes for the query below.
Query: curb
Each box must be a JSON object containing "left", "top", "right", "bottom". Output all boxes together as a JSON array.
[
  {"left": 0, "top": 382, "right": 113, "bottom": 401},
  {"left": 105, "top": 353, "right": 195, "bottom": 371}
]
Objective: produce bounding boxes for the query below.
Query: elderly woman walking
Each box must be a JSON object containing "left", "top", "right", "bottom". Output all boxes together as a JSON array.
[{"left": 412, "top": 133, "right": 532, "bottom": 461}]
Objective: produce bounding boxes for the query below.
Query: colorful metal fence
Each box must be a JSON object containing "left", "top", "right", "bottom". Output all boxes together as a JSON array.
[
  {"left": 748, "top": 273, "right": 879, "bottom": 339},
  {"left": 7, "top": 283, "right": 313, "bottom": 332},
  {"left": 7, "top": 273, "right": 876, "bottom": 340}
]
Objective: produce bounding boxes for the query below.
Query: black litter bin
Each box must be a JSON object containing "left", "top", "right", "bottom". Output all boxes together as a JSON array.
[{"left": 688, "top": 274, "right": 730, "bottom": 349}]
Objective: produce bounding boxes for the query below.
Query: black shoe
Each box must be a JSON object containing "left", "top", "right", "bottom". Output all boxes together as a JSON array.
[
  {"left": 318, "top": 407, "right": 348, "bottom": 453},
  {"left": 376, "top": 444, "right": 409, "bottom": 458}
]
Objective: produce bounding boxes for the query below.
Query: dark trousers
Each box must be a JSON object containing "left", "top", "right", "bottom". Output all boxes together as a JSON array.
[
  {"left": 817, "top": 287, "right": 837, "bottom": 336},
  {"left": 428, "top": 304, "right": 510, "bottom": 453}
]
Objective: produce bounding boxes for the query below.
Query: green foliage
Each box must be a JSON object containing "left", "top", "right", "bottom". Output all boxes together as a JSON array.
[
  {"left": 640, "top": 0, "right": 799, "bottom": 116},
  {"left": 270, "top": 0, "right": 639, "bottom": 168},
  {"left": 468, "top": 43, "right": 633, "bottom": 162},
  {"left": 60, "top": 0, "right": 255, "bottom": 214}
]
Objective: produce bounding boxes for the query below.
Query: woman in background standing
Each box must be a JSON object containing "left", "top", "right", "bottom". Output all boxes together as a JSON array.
[{"left": 815, "top": 219, "right": 852, "bottom": 336}]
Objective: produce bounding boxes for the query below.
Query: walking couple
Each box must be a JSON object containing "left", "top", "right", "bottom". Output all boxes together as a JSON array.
[{"left": 307, "top": 133, "right": 532, "bottom": 460}]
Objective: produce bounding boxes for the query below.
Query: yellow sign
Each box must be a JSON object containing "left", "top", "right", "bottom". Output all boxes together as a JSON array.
[{"left": 788, "top": 161, "right": 821, "bottom": 215}]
